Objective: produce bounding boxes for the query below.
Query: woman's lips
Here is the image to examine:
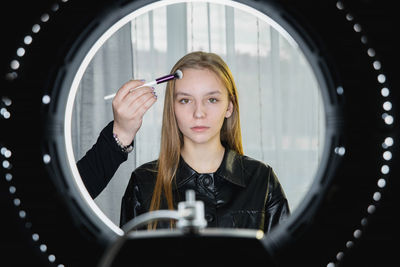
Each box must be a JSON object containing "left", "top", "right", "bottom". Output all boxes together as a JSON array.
[{"left": 191, "top": 126, "right": 209, "bottom": 132}]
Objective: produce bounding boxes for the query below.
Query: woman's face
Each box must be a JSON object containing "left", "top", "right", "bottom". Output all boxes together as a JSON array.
[{"left": 174, "top": 68, "right": 233, "bottom": 146}]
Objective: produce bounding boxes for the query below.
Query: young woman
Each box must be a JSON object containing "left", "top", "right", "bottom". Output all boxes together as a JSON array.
[{"left": 78, "top": 51, "right": 289, "bottom": 233}]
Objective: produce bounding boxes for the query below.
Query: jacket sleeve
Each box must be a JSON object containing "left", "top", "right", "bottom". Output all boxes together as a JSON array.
[
  {"left": 263, "top": 168, "right": 290, "bottom": 233},
  {"left": 76, "top": 121, "right": 129, "bottom": 199}
]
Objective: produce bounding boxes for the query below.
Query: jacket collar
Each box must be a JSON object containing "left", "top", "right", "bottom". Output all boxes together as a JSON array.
[{"left": 174, "top": 148, "right": 246, "bottom": 188}]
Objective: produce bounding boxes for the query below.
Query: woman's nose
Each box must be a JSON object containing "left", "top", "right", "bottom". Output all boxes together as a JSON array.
[{"left": 193, "top": 102, "right": 206, "bottom": 119}]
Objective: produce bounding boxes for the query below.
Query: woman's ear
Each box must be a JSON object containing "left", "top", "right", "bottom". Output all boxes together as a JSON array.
[{"left": 225, "top": 100, "right": 234, "bottom": 118}]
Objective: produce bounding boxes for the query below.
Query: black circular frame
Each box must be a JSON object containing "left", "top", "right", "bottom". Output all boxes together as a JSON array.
[{"left": 1, "top": 0, "right": 398, "bottom": 266}]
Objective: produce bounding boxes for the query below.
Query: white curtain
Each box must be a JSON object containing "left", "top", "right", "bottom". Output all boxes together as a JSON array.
[{"left": 72, "top": 2, "right": 325, "bottom": 226}]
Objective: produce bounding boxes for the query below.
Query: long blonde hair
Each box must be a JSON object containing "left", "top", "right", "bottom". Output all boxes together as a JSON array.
[{"left": 149, "top": 51, "right": 243, "bottom": 228}]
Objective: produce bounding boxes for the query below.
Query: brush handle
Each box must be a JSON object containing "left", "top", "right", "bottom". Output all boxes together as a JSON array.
[
  {"left": 135, "top": 80, "right": 157, "bottom": 89},
  {"left": 104, "top": 93, "right": 116, "bottom": 100},
  {"left": 103, "top": 81, "right": 157, "bottom": 100}
]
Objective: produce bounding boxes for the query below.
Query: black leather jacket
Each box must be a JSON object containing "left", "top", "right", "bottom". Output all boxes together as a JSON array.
[
  {"left": 120, "top": 148, "right": 290, "bottom": 233},
  {"left": 77, "top": 121, "right": 290, "bottom": 234}
]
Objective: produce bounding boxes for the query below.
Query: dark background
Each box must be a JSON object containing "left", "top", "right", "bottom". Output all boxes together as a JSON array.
[{"left": 1, "top": 0, "right": 398, "bottom": 266}]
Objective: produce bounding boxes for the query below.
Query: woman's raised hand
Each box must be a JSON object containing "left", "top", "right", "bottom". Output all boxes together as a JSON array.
[{"left": 112, "top": 80, "right": 157, "bottom": 146}]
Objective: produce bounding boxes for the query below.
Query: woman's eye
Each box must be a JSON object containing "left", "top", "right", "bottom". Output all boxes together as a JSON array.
[
  {"left": 209, "top": 98, "right": 218, "bottom": 103},
  {"left": 179, "top": 99, "right": 190, "bottom": 104}
]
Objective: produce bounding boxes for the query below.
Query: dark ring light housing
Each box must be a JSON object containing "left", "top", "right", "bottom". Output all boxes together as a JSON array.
[{"left": 1, "top": 0, "right": 398, "bottom": 266}]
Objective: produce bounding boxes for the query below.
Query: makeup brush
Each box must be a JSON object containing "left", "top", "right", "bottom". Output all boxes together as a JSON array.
[{"left": 104, "top": 69, "right": 183, "bottom": 100}]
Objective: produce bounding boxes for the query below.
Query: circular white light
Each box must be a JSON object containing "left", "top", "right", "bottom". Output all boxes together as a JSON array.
[
  {"left": 2, "top": 160, "right": 10, "bottom": 169},
  {"left": 360, "top": 36, "right": 367, "bottom": 44},
  {"left": 32, "top": 233, "right": 40, "bottom": 241},
  {"left": 353, "top": 229, "right": 362, "bottom": 239},
  {"left": 4, "top": 150, "right": 12, "bottom": 158},
  {"left": 346, "top": 241, "right": 354, "bottom": 248},
  {"left": 13, "top": 198, "right": 21, "bottom": 206},
  {"left": 334, "top": 146, "right": 346, "bottom": 156},
  {"left": 2, "top": 110, "right": 11, "bottom": 119},
  {"left": 336, "top": 86, "right": 344, "bottom": 95},
  {"left": 5, "top": 173, "right": 12, "bottom": 181},
  {"left": 373, "top": 61, "right": 381, "bottom": 70},
  {"left": 384, "top": 137, "right": 394, "bottom": 147},
  {"left": 384, "top": 115, "right": 393, "bottom": 125},
  {"left": 43, "top": 154, "right": 51, "bottom": 164},
  {"left": 52, "top": 3, "right": 60, "bottom": 11},
  {"left": 361, "top": 217, "right": 368, "bottom": 226},
  {"left": 10, "top": 60, "right": 20, "bottom": 70},
  {"left": 2, "top": 97, "right": 12, "bottom": 106},
  {"left": 353, "top": 23, "right": 362, "bottom": 32},
  {"left": 377, "top": 178, "right": 386, "bottom": 188},
  {"left": 24, "top": 35, "right": 33, "bottom": 45},
  {"left": 64, "top": 0, "right": 306, "bottom": 237},
  {"left": 373, "top": 192, "right": 381, "bottom": 201},
  {"left": 48, "top": 255, "right": 56, "bottom": 262},
  {"left": 377, "top": 74, "right": 386, "bottom": 84},
  {"left": 40, "top": 244, "right": 47, "bottom": 252},
  {"left": 19, "top": 210, "right": 26, "bottom": 218},
  {"left": 367, "top": 205, "right": 376, "bottom": 214},
  {"left": 367, "top": 48, "right": 375, "bottom": 57},
  {"left": 41, "top": 13, "right": 50, "bottom": 22},
  {"left": 42, "top": 95, "right": 51, "bottom": 104},
  {"left": 32, "top": 24, "right": 41, "bottom": 33},
  {"left": 383, "top": 101, "right": 392, "bottom": 111},
  {"left": 17, "top": 47, "right": 26, "bottom": 57},
  {"left": 336, "top": 251, "right": 344, "bottom": 261},
  {"left": 345, "top": 14, "right": 353, "bottom": 21},
  {"left": 9, "top": 186, "right": 16, "bottom": 194},
  {"left": 327, "top": 263, "right": 335, "bottom": 267},
  {"left": 381, "top": 87, "right": 389, "bottom": 97},
  {"left": 383, "top": 151, "right": 392, "bottom": 161},
  {"left": 381, "top": 165, "right": 389, "bottom": 174},
  {"left": 336, "top": 1, "right": 344, "bottom": 10}
]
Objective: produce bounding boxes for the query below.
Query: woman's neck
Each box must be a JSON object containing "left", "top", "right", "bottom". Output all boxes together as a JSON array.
[{"left": 180, "top": 140, "right": 225, "bottom": 174}]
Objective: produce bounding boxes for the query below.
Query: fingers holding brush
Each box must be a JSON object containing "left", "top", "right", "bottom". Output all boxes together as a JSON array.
[
  {"left": 112, "top": 80, "right": 158, "bottom": 146},
  {"left": 113, "top": 79, "right": 145, "bottom": 102}
]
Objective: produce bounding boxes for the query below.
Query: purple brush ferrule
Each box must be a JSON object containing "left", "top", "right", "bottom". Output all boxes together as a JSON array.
[{"left": 156, "top": 74, "right": 175, "bottom": 84}]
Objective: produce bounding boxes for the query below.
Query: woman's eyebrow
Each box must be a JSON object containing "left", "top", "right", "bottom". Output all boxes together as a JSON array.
[
  {"left": 175, "top": 92, "right": 192, "bottom": 97},
  {"left": 205, "top": 90, "right": 222, "bottom": 96},
  {"left": 175, "top": 90, "right": 222, "bottom": 96}
]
